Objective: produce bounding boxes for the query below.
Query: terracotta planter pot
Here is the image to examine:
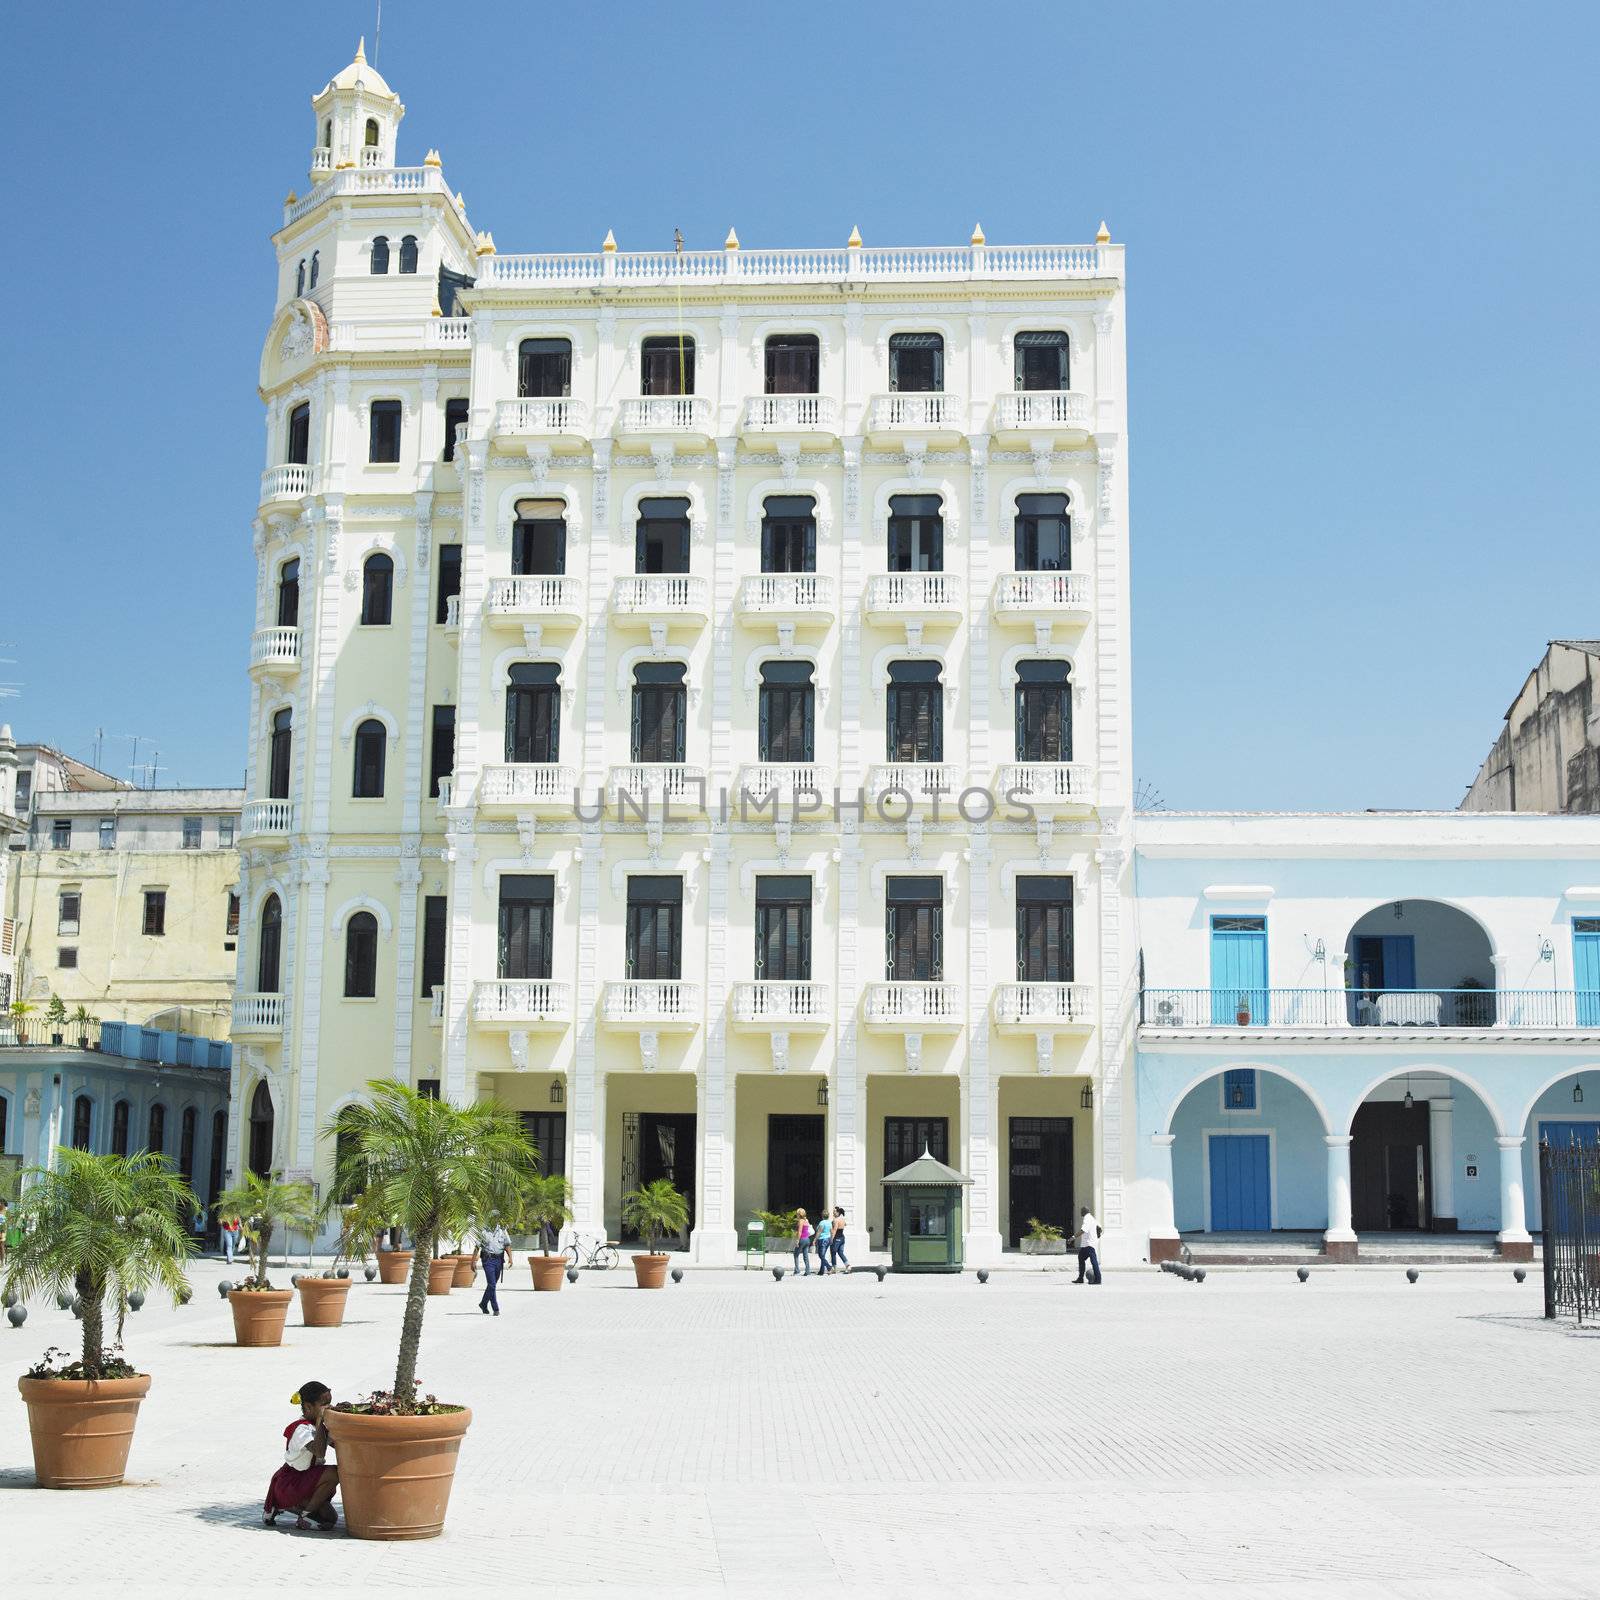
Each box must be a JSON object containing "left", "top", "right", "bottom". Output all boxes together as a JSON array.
[
  {"left": 529, "top": 1254, "right": 566, "bottom": 1291},
  {"left": 632, "top": 1252, "right": 670, "bottom": 1289},
  {"left": 376, "top": 1249, "right": 413, "bottom": 1285},
  {"left": 18, "top": 1373, "right": 151, "bottom": 1488},
  {"left": 228, "top": 1288, "right": 294, "bottom": 1347},
  {"left": 426, "top": 1256, "right": 457, "bottom": 1295},
  {"left": 298, "top": 1277, "right": 353, "bottom": 1327},
  {"left": 449, "top": 1253, "right": 477, "bottom": 1288},
  {"left": 323, "top": 1405, "right": 472, "bottom": 1540}
]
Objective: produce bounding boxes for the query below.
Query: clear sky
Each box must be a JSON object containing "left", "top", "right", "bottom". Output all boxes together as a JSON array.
[{"left": 1, "top": 2, "right": 1594, "bottom": 806}]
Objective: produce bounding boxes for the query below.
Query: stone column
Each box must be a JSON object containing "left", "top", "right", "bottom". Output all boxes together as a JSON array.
[
  {"left": 1323, "top": 1134, "right": 1357, "bottom": 1261},
  {"left": 694, "top": 823, "right": 738, "bottom": 1264},
  {"left": 1428, "top": 1097, "right": 1457, "bottom": 1230},
  {"left": 1496, "top": 1134, "right": 1533, "bottom": 1259},
  {"left": 572, "top": 825, "right": 605, "bottom": 1236},
  {"left": 1147, "top": 1133, "right": 1180, "bottom": 1262}
]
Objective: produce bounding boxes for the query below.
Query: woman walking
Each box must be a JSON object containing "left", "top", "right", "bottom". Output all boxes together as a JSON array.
[
  {"left": 792, "top": 1208, "right": 813, "bottom": 1275},
  {"left": 829, "top": 1206, "right": 850, "bottom": 1273},
  {"left": 814, "top": 1209, "right": 833, "bottom": 1274}
]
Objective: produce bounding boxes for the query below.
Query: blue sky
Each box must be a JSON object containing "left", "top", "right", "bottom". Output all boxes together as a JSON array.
[{"left": 2, "top": 2, "right": 1594, "bottom": 807}]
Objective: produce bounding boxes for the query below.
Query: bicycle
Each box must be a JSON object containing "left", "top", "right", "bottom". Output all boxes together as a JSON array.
[{"left": 565, "top": 1233, "right": 620, "bottom": 1271}]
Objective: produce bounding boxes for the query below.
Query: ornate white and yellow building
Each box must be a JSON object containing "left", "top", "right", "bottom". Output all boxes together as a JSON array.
[{"left": 233, "top": 44, "right": 1133, "bottom": 1264}]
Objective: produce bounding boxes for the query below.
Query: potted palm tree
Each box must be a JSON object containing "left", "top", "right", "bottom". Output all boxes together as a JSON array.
[
  {"left": 213, "top": 1171, "right": 317, "bottom": 1347},
  {"left": 70, "top": 1005, "right": 94, "bottom": 1050},
  {"left": 10, "top": 997, "right": 36, "bottom": 1045},
  {"left": 46, "top": 994, "right": 67, "bottom": 1046},
  {"left": 622, "top": 1179, "right": 688, "bottom": 1288},
  {"left": 4, "top": 1149, "right": 195, "bottom": 1487},
  {"left": 324, "top": 1080, "right": 537, "bottom": 1539},
  {"left": 520, "top": 1173, "right": 572, "bottom": 1291}
]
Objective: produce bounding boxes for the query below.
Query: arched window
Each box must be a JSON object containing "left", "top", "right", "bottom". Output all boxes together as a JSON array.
[
  {"left": 364, "top": 118, "right": 380, "bottom": 148},
  {"left": 276, "top": 558, "right": 300, "bottom": 629},
  {"left": 1014, "top": 493, "right": 1071, "bottom": 572},
  {"left": 505, "top": 664, "right": 561, "bottom": 764},
  {"left": 147, "top": 1102, "right": 166, "bottom": 1155},
  {"left": 267, "top": 709, "right": 292, "bottom": 800},
  {"left": 887, "top": 494, "right": 944, "bottom": 573},
  {"left": 296, "top": 259, "right": 306, "bottom": 297},
  {"left": 513, "top": 500, "right": 567, "bottom": 575},
  {"left": 179, "top": 1107, "right": 197, "bottom": 1184},
  {"left": 886, "top": 661, "right": 943, "bottom": 762},
  {"left": 1015, "top": 660, "right": 1072, "bottom": 762},
  {"left": 111, "top": 1099, "right": 130, "bottom": 1156},
  {"left": 308, "top": 251, "right": 320, "bottom": 290},
  {"left": 72, "top": 1095, "right": 93, "bottom": 1151},
  {"left": 370, "top": 235, "right": 390, "bottom": 275},
  {"left": 640, "top": 335, "right": 694, "bottom": 396},
  {"left": 286, "top": 402, "right": 310, "bottom": 466},
  {"left": 518, "top": 338, "right": 572, "bottom": 398},
  {"left": 631, "top": 663, "right": 687, "bottom": 763},
  {"left": 248, "top": 1081, "right": 274, "bottom": 1177},
  {"left": 344, "top": 911, "right": 379, "bottom": 997},
  {"left": 760, "top": 495, "right": 816, "bottom": 575},
  {"left": 322, "top": 119, "right": 332, "bottom": 148},
  {"left": 352, "top": 719, "right": 387, "bottom": 798},
  {"left": 360, "top": 552, "right": 394, "bottom": 625},
  {"left": 207, "top": 1110, "right": 226, "bottom": 1208},
  {"left": 398, "top": 234, "right": 419, "bottom": 274},
  {"left": 759, "top": 661, "right": 815, "bottom": 763},
  {"left": 258, "top": 894, "right": 282, "bottom": 992}
]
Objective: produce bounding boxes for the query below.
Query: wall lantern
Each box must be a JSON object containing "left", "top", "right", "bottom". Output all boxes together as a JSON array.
[
  {"left": 1080, "top": 1083, "right": 1094, "bottom": 1110},
  {"left": 1393, "top": 902, "right": 1405, "bottom": 920},
  {"left": 817, "top": 1079, "right": 829, "bottom": 1108},
  {"left": 1576, "top": 1081, "right": 1586, "bottom": 1105},
  {"left": 549, "top": 1081, "right": 565, "bottom": 1106},
  {"left": 1536, "top": 936, "right": 1554, "bottom": 962},
  {"left": 1403, "top": 1073, "right": 1415, "bottom": 1112}
]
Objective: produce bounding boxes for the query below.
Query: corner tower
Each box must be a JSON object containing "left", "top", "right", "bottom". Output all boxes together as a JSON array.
[{"left": 309, "top": 39, "right": 404, "bottom": 181}]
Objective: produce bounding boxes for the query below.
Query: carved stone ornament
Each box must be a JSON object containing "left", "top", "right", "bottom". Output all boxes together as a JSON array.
[
  {"left": 903, "top": 441, "right": 927, "bottom": 483},
  {"left": 526, "top": 444, "right": 552, "bottom": 484},
  {"left": 770, "top": 1031, "right": 790, "bottom": 1072},
  {"left": 509, "top": 1030, "right": 529, "bottom": 1071},
  {"left": 777, "top": 443, "right": 800, "bottom": 485},
  {"left": 639, "top": 1030, "right": 660, "bottom": 1071},
  {"left": 651, "top": 442, "right": 676, "bottom": 482}
]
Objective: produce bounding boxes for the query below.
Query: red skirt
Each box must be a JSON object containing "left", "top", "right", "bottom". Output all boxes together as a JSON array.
[{"left": 265, "top": 1462, "right": 325, "bottom": 1515}]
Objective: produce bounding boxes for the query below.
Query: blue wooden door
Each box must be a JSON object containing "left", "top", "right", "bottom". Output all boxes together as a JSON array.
[
  {"left": 1211, "top": 917, "right": 1268, "bottom": 1025},
  {"left": 1574, "top": 920, "right": 1600, "bottom": 1027},
  {"left": 1209, "top": 1134, "right": 1271, "bottom": 1230}
]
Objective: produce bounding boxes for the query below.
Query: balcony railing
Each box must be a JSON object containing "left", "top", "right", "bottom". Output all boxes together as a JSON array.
[
  {"left": 997, "top": 763, "right": 1095, "bottom": 810},
  {"left": 992, "top": 390, "right": 1092, "bottom": 431},
  {"left": 994, "top": 981, "right": 1096, "bottom": 1029},
  {"left": 493, "top": 397, "right": 590, "bottom": 438},
  {"left": 864, "top": 572, "right": 964, "bottom": 622},
  {"left": 736, "top": 573, "right": 836, "bottom": 621},
  {"left": 231, "top": 994, "right": 284, "bottom": 1034},
  {"left": 737, "top": 763, "right": 833, "bottom": 813},
  {"left": 485, "top": 575, "right": 584, "bottom": 624},
  {"left": 992, "top": 571, "right": 1092, "bottom": 621},
  {"left": 284, "top": 164, "right": 452, "bottom": 226},
  {"left": 865, "top": 763, "right": 962, "bottom": 806},
  {"left": 610, "top": 574, "right": 710, "bottom": 620},
  {"left": 435, "top": 777, "right": 453, "bottom": 812},
  {"left": 601, "top": 979, "right": 703, "bottom": 1027},
  {"left": 731, "top": 980, "right": 832, "bottom": 1028},
  {"left": 260, "top": 464, "right": 312, "bottom": 503},
  {"left": 472, "top": 979, "right": 573, "bottom": 1028},
  {"left": 478, "top": 764, "right": 578, "bottom": 811},
  {"left": 425, "top": 317, "right": 472, "bottom": 349},
  {"left": 1139, "top": 987, "right": 1600, "bottom": 1032},
  {"left": 616, "top": 396, "right": 714, "bottom": 436},
  {"left": 862, "top": 981, "right": 964, "bottom": 1029},
  {"left": 867, "top": 393, "right": 965, "bottom": 433},
  {"left": 249, "top": 626, "right": 301, "bottom": 672},
  {"left": 444, "top": 595, "right": 461, "bottom": 632},
  {"left": 240, "top": 799, "right": 294, "bottom": 839},
  {"left": 608, "top": 764, "right": 708, "bottom": 811},
  {"left": 741, "top": 394, "right": 841, "bottom": 433}
]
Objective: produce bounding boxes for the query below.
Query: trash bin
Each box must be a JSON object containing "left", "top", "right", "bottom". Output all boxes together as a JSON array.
[
  {"left": 881, "top": 1149, "right": 972, "bottom": 1273},
  {"left": 743, "top": 1217, "right": 766, "bottom": 1268}
]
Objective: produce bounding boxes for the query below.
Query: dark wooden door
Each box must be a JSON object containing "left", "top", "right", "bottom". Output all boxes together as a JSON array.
[
  {"left": 1351, "top": 1101, "right": 1431, "bottom": 1231},
  {"left": 1008, "top": 1117, "right": 1073, "bottom": 1247},
  {"left": 884, "top": 1116, "right": 948, "bottom": 1239},
  {"left": 767, "top": 1115, "right": 824, "bottom": 1215},
  {"left": 635, "top": 1113, "right": 695, "bottom": 1241}
]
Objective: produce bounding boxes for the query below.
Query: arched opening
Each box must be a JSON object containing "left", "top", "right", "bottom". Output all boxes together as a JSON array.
[
  {"left": 276, "top": 558, "right": 300, "bottom": 629},
  {"left": 1345, "top": 900, "right": 1496, "bottom": 1028},
  {"left": 352, "top": 718, "right": 387, "bottom": 797},
  {"left": 72, "top": 1094, "right": 93, "bottom": 1151},
  {"left": 207, "top": 1109, "right": 226, "bottom": 1210},
  {"left": 111, "top": 1099, "right": 130, "bottom": 1156},
  {"left": 370, "top": 234, "right": 390, "bottom": 275},
  {"left": 308, "top": 251, "right": 319, "bottom": 290},
  {"left": 257, "top": 894, "right": 282, "bottom": 991},
  {"left": 1522, "top": 1067, "right": 1600, "bottom": 1233},
  {"left": 267, "top": 709, "right": 292, "bottom": 800},
  {"left": 364, "top": 117, "right": 379, "bottom": 148},
  {"left": 295, "top": 259, "right": 306, "bottom": 297},
  {"left": 322, "top": 119, "right": 332, "bottom": 148},
  {"left": 398, "top": 234, "right": 418, "bottom": 274},
  {"left": 286, "top": 401, "right": 310, "bottom": 465},
  {"left": 178, "top": 1106, "right": 197, "bottom": 1183},
  {"left": 360, "top": 552, "right": 393, "bottom": 626},
  {"left": 513, "top": 498, "right": 568, "bottom": 575},
  {"left": 344, "top": 911, "right": 379, "bottom": 998},
  {"left": 505, "top": 664, "right": 561, "bottom": 764},
  {"left": 1014, "top": 660, "right": 1072, "bottom": 762},
  {"left": 248, "top": 1081, "right": 274, "bottom": 1176},
  {"left": 147, "top": 1102, "right": 166, "bottom": 1155}
]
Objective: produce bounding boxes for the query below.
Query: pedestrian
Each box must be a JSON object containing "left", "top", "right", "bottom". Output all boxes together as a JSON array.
[
  {"left": 476, "top": 1212, "right": 512, "bottom": 1315},
  {"left": 220, "top": 1213, "right": 242, "bottom": 1265},
  {"left": 829, "top": 1206, "right": 850, "bottom": 1273},
  {"left": 792, "top": 1208, "right": 812, "bottom": 1275},
  {"left": 814, "top": 1208, "right": 833, "bottom": 1274},
  {"left": 1074, "top": 1206, "right": 1101, "bottom": 1284},
  {"left": 263, "top": 1380, "right": 340, "bottom": 1529},
  {"left": 0, "top": 1199, "right": 8, "bottom": 1266}
]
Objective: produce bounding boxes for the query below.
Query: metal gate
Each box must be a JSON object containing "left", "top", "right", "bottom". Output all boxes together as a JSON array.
[{"left": 1539, "top": 1140, "right": 1600, "bottom": 1323}]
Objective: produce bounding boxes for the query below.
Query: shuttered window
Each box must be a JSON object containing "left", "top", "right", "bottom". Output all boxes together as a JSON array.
[
  {"left": 760, "top": 495, "right": 816, "bottom": 574},
  {"left": 1015, "top": 875, "right": 1074, "bottom": 982},
  {"left": 505, "top": 664, "right": 561, "bottom": 764},
  {"left": 887, "top": 494, "right": 943, "bottom": 572},
  {"left": 626, "top": 875, "right": 683, "bottom": 979},
  {"left": 759, "top": 662, "right": 814, "bottom": 763},
  {"left": 632, "top": 662, "right": 687, "bottom": 763},
  {"left": 635, "top": 496, "right": 691, "bottom": 574},
  {"left": 498, "top": 876, "right": 555, "bottom": 980},
  {"left": 888, "top": 332, "right": 942, "bottom": 392},
  {"left": 1015, "top": 660, "right": 1072, "bottom": 761},
  {"left": 1014, "top": 329, "right": 1069, "bottom": 391},
  {"left": 641, "top": 336, "right": 694, "bottom": 396},
  {"left": 755, "top": 877, "right": 812, "bottom": 980},
  {"left": 886, "top": 876, "right": 943, "bottom": 981},
  {"left": 886, "top": 660, "right": 943, "bottom": 762},
  {"left": 1014, "top": 493, "right": 1071, "bottom": 571},
  {"left": 519, "top": 338, "right": 572, "bottom": 398}
]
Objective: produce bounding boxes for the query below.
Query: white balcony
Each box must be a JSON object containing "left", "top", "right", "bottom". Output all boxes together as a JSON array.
[
  {"left": 862, "top": 981, "right": 965, "bottom": 1031},
  {"left": 736, "top": 764, "right": 833, "bottom": 817},
  {"left": 443, "top": 594, "right": 460, "bottom": 638},
  {"left": 865, "top": 764, "right": 963, "bottom": 809},
  {"left": 866, "top": 392, "right": 965, "bottom": 441},
  {"left": 741, "top": 394, "right": 841, "bottom": 437},
  {"left": 284, "top": 164, "right": 452, "bottom": 226},
  {"left": 993, "top": 981, "right": 1096, "bottom": 1033},
  {"left": 735, "top": 573, "right": 836, "bottom": 632},
  {"left": 492, "top": 397, "right": 590, "bottom": 443},
  {"left": 240, "top": 799, "right": 295, "bottom": 843},
  {"left": 425, "top": 318, "right": 472, "bottom": 350},
  {"left": 991, "top": 571, "right": 1092, "bottom": 626},
  {"left": 472, "top": 979, "right": 574, "bottom": 1031},
  {"left": 615, "top": 395, "right": 714, "bottom": 443},
  {"left": 477, "top": 764, "right": 578, "bottom": 815},
  {"left": 863, "top": 572, "right": 964, "bottom": 626},
  {"left": 996, "top": 762, "right": 1095, "bottom": 814},
  {"left": 429, "top": 986, "right": 444, "bottom": 1026},
  {"left": 609, "top": 574, "right": 710, "bottom": 627},
  {"left": 731, "top": 981, "right": 832, "bottom": 1030},
  {"left": 608, "top": 764, "right": 708, "bottom": 812},
  {"left": 992, "top": 389, "right": 1092, "bottom": 441},
  {"left": 232, "top": 994, "right": 284, "bottom": 1036},
  {"left": 485, "top": 575, "right": 584, "bottom": 628},
  {"left": 601, "top": 979, "right": 703, "bottom": 1030},
  {"left": 435, "top": 777, "right": 453, "bottom": 815},
  {"left": 249, "top": 626, "right": 301, "bottom": 674},
  {"left": 260, "top": 464, "right": 312, "bottom": 505}
]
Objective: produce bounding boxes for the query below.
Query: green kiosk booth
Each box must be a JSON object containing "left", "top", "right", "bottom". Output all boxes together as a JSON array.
[{"left": 881, "top": 1149, "right": 972, "bottom": 1273}]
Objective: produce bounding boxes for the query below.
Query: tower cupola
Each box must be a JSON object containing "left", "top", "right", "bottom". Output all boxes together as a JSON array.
[{"left": 309, "top": 39, "right": 404, "bottom": 183}]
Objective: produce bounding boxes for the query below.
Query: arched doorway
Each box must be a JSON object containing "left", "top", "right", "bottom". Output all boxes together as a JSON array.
[
  {"left": 1344, "top": 900, "right": 1495, "bottom": 1027},
  {"left": 1521, "top": 1067, "right": 1600, "bottom": 1233},
  {"left": 248, "top": 1081, "right": 274, "bottom": 1176}
]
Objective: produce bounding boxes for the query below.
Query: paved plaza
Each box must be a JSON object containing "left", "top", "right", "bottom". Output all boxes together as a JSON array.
[{"left": 2, "top": 1257, "right": 1596, "bottom": 1597}]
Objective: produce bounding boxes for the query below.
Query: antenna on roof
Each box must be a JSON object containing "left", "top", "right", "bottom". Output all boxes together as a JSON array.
[
  {"left": 373, "top": 0, "right": 382, "bottom": 66},
  {"left": 0, "top": 641, "right": 18, "bottom": 701}
]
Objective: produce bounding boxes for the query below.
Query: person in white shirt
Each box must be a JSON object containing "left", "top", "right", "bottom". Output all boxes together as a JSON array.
[
  {"left": 477, "top": 1214, "right": 513, "bottom": 1316},
  {"left": 1074, "top": 1207, "right": 1102, "bottom": 1285}
]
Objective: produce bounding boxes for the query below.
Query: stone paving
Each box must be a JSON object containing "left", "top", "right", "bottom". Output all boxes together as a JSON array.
[{"left": 2, "top": 1255, "right": 1596, "bottom": 1597}]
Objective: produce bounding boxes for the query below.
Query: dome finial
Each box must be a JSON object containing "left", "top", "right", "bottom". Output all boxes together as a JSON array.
[
  {"left": 847, "top": 224, "right": 862, "bottom": 249},
  {"left": 970, "top": 222, "right": 985, "bottom": 246},
  {"left": 724, "top": 227, "right": 739, "bottom": 251},
  {"left": 1095, "top": 219, "right": 1111, "bottom": 244},
  {"left": 602, "top": 228, "right": 617, "bottom": 253},
  {"left": 354, "top": 36, "right": 367, "bottom": 64}
]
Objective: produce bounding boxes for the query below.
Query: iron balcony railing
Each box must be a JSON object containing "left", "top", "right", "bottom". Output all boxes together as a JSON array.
[
  {"left": 1139, "top": 987, "right": 1600, "bottom": 1031},
  {"left": 1539, "top": 1138, "right": 1599, "bottom": 1324}
]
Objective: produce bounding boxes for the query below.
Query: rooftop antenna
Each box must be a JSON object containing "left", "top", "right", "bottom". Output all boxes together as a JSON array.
[
  {"left": 114, "top": 732, "right": 154, "bottom": 785},
  {"left": 0, "top": 641, "right": 18, "bottom": 701},
  {"left": 373, "top": 0, "right": 382, "bottom": 66}
]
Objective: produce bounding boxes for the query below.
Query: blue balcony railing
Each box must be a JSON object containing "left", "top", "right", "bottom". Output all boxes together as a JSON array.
[{"left": 1139, "top": 987, "right": 1600, "bottom": 1031}]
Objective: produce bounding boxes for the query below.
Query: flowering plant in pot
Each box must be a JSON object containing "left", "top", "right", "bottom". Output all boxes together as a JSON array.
[
  {"left": 324, "top": 1080, "right": 537, "bottom": 1539},
  {"left": 3, "top": 1149, "right": 196, "bottom": 1487},
  {"left": 519, "top": 1172, "right": 570, "bottom": 1291},
  {"left": 213, "top": 1171, "right": 317, "bottom": 1347},
  {"left": 622, "top": 1179, "right": 688, "bottom": 1288}
]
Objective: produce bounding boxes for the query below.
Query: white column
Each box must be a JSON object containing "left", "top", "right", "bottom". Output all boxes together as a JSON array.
[
  {"left": 572, "top": 825, "right": 604, "bottom": 1235},
  {"left": 575, "top": 1068, "right": 607, "bottom": 1239},
  {"left": 1324, "top": 1134, "right": 1357, "bottom": 1257},
  {"left": 1428, "top": 1097, "right": 1456, "bottom": 1226},
  {"left": 1496, "top": 1134, "right": 1532, "bottom": 1249},
  {"left": 693, "top": 823, "right": 737, "bottom": 1263},
  {"left": 1147, "top": 1133, "right": 1179, "bottom": 1259}
]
